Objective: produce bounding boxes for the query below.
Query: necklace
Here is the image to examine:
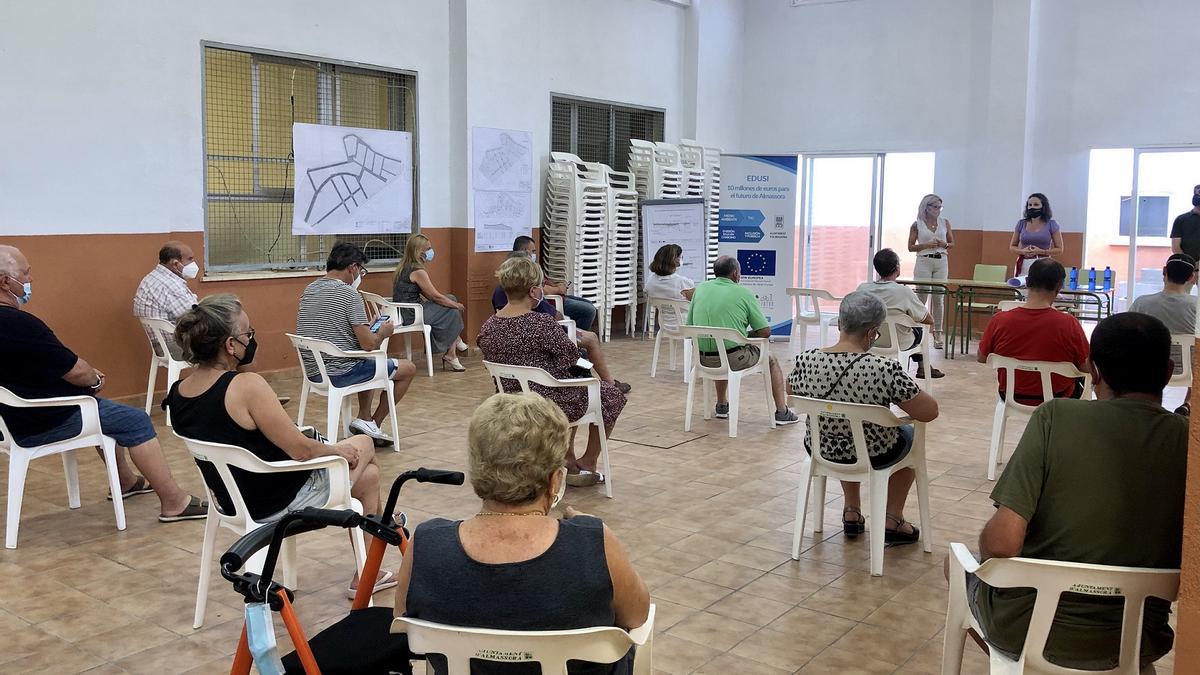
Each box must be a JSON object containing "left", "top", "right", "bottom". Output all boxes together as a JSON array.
[{"left": 476, "top": 511, "right": 546, "bottom": 517}]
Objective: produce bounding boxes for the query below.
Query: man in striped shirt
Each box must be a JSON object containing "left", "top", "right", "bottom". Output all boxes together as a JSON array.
[{"left": 297, "top": 243, "right": 417, "bottom": 445}]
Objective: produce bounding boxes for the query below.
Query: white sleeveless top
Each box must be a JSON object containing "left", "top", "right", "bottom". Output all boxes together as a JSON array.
[{"left": 914, "top": 216, "right": 948, "bottom": 255}]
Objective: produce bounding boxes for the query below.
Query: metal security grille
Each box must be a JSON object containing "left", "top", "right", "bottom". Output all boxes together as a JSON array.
[
  {"left": 203, "top": 45, "right": 417, "bottom": 272},
  {"left": 550, "top": 96, "right": 664, "bottom": 173}
]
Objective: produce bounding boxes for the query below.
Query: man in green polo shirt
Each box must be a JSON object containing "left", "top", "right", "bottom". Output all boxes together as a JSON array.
[
  {"left": 686, "top": 256, "right": 798, "bottom": 425},
  {"left": 962, "top": 312, "right": 1185, "bottom": 670}
]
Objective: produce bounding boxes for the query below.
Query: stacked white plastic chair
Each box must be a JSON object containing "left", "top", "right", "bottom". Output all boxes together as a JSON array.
[
  {"left": 601, "top": 164, "right": 640, "bottom": 341},
  {"left": 544, "top": 153, "right": 608, "bottom": 333},
  {"left": 680, "top": 139, "right": 722, "bottom": 278}
]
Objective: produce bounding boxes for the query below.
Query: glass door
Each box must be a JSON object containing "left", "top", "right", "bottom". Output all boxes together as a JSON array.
[
  {"left": 802, "top": 155, "right": 880, "bottom": 297},
  {"left": 878, "top": 153, "right": 937, "bottom": 278},
  {"left": 1130, "top": 150, "right": 1200, "bottom": 303}
]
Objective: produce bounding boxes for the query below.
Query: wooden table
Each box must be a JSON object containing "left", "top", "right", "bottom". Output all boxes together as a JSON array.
[{"left": 898, "top": 279, "right": 1115, "bottom": 359}]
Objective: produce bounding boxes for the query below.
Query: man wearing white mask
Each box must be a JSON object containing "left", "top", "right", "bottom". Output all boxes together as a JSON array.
[
  {"left": 297, "top": 242, "right": 417, "bottom": 446},
  {"left": 133, "top": 241, "right": 200, "bottom": 358}
]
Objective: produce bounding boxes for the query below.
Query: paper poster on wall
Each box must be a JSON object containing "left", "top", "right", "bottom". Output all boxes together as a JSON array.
[
  {"left": 473, "top": 126, "right": 533, "bottom": 252},
  {"left": 474, "top": 191, "right": 532, "bottom": 254},
  {"left": 718, "top": 154, "right": 800, "bottom": 337},
  {"left": 291, "top": 123, "right": 413, "bottom": 235},
  {"left": 641, "top": 199, "right": 708, "bottom": 288},
  {"left": 472, "top": 127, "right": 533, "bottom": 192}
]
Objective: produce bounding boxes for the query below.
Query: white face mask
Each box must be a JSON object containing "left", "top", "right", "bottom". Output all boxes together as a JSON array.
[
  {"left": 181, "top": 261, "right": 199, "bottom": 279},
  {"left": 530, "top": 253, "right": 537, "bottom": 264},
  {"left": 350, "top": 268, "right": 363, "bottom": 289},
  {"left": 424, "top": 248, "right": 435, "bottom": 263}
]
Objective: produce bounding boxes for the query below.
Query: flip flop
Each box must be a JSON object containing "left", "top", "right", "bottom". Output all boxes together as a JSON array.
[
  {"left": 346, "top": 569, "right": 397, "bottom": 600},
  {"left": 158, "top": 495, "right": 209, "bottom": 523},
  {"left": 107, "top": 475, "right": 154, "bottom": 501},
  {"left": 565, "top": 470, "right": 606, "bottom": 487}
]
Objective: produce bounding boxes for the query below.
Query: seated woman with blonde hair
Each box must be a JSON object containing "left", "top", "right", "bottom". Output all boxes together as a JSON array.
[
  {"left": 478, "top": 255, "right": 627, "bottom": 487},
  {"left": 395, "top": 392, "right": 649, "bottom": 674},
  {"left": 166, "top": 294, "right": 394, "bottom": 598}
]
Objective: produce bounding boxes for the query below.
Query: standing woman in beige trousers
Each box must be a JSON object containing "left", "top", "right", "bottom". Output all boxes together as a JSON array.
[{"left": 908, "top": 194, "right": 954, "bottom": 349}]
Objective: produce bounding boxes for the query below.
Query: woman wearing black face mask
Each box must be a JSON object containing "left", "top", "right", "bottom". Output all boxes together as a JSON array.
[
  {"left": 166, "top": 294, "right": 397, "bottom": 599},
  {"left": 1009, "top": 192, "right": 1064, "bottom": 275}
]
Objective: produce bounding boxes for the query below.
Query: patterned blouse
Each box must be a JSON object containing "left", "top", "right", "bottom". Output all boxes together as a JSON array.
[{"left": 787, "top": 350, "right": 921, "bottom": 462}]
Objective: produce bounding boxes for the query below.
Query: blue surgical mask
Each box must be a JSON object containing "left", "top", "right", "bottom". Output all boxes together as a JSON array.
[
  {"left": 7, "top": 279, "right": 30, "bottom": 304},
  {"left": 424, "top": 249, "right": 435, "bottom": 262},
  {"left": 531, "top": 253, "right": 537, "bottom": 264}
]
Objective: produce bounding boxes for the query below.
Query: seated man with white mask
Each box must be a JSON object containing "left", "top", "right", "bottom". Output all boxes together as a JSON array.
[{"left": 133, "top": 241, "right": 199, "bottom": 358}]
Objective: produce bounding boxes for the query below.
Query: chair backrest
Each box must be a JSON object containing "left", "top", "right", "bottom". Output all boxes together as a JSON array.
[
  {"left": 139, "top": 316, "right": 181, "bottom": 361},
  {"left": 175, "top": 434, "right": 268, "bottom": 522},
  {"left": 481, "top": 361, "right": 591, "bottom": 393},
  {"left": 394, "top": 605, "right": 654, "bottom": 675},
  {"left": 870, "top": 310, "right": 925, "bottom": 358},
  {"left": 786, "top": 288, "right": 836, "bottom": 323},
  {"left": 360, "top": 291, "right": 420, "bottom": 328},
  {"left": 647, "top": 296, "right": 690, "bottom": 336},
  {"left": 986, "top": 354, "right": 1092, "bottom": 412},
  {"left": 973, "top": 264, "right": 1009, "bottom": 283},
  {"left": 973, "top": 550, "right": 1178, "bottom": 673},
  {"left": 0, "top": 386, "right": 100, "bottom": 452},
  {"left": 1170, "top": 334, "right": 1194, "bottom": 387},
  {"left": 678, "top": 325, "right": 752, "bottom": 374},
  {"left": 286, "top": 333, "right": 340, "bottom": 387},
  {"left": 788, "top": 395, "right": 906, "bottom": 474}
]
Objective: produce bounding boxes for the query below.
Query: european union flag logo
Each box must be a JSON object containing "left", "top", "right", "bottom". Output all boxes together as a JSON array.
[{"left": 737, "top": 249, "right": 776, "bottom": 276}]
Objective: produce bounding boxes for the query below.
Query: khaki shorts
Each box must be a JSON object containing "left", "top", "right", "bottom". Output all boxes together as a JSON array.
[{"left": 699, "top": 344, "right": 762, "bottom": 371}]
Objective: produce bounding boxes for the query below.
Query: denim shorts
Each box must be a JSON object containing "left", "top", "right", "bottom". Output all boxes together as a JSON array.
[
  {"left": 261, "top": 469, "right": 331, "bottom": 523},
  {"left": 313, "top": 359, "right": 398, "bottom": 388},
  {"left": 16, "top": 398, "right": 157, "bottom": 449}
]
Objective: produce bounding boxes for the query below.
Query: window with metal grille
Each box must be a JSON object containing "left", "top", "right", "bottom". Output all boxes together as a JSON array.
[
  {"left": 550, "top": 96, "right": 665, "bottom": 173},
  {"left": 203, "top": 45, "right": 418, "bottom": 273}
]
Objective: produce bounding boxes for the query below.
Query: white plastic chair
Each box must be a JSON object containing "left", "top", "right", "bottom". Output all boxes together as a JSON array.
[
  {"left": 287, "top": 334, "right": 401, "bottom": 452},
  {"left": 943, "top": 542, "right": 1176, "bottom": 675},
  {"left": 986, "top": 355, "right": 1092, "bottom": 481},
  {"left": 177, "top": 434, "right": 366, "bottom": 629},
  {"left": 394, "top": 604, "right": 655, "bottom": 675},
  {"left": 996, "top": 300, "right": 1025, "bottom": 312},
  {"left": 0, "top": 386, "right": 126, "bottom": 549},
  {"left": 787, "top": 288, "right": 840, "bottom": 350},
  {"left": 138, "top": 316, "right": 189, "bottom": 425},
  {"left": 680, "top": 326, "right": 774, "bottom": 438},
  {"left": 1169, "top": 334, "right": 1193, "bottom": 388},
  {"left": 360, "top": 291, "right": 435, "bottom": 378},
  {"left": 482, "top": 361, "right": 613, "bottom": 498},
  {"left": 647, "top": 297, "right": 692, "bottom": 379},
  {"left": 788, "top": 395, "right": 932, "bottom": 577},
  {"left": 870, "top": 310, "right": 933, "bottom": 389}
]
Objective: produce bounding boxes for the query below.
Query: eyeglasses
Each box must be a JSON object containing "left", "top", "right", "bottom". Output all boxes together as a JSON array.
[{"left": 232, "top": 330, "right": 255, "bottom": 341}]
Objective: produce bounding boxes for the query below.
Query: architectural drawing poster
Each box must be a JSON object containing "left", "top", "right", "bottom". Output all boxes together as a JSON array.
[
  {"left": 292, "top": 123, "right": 413, "bottom": 235},
  {"left": 472, "top": 126, "right": 533, "bottom": 252}
]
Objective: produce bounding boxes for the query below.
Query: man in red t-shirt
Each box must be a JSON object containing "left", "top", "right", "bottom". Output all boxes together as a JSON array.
[{"left": 978, "top": 259, "right": 1090, "bottom": 404}]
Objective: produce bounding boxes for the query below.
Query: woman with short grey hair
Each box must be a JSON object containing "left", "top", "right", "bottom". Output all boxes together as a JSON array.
[
  {"left": 787, "top": 291, "right": 940, "bottom": 545},
  {"left": 394, "top": 393, "right": 649, "bottom": 674}
]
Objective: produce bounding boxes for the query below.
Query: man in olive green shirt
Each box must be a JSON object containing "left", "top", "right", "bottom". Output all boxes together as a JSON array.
[
  {"left": 686, "top": 256, "right": 798, "bottom": 425},
  {"left": 968, "top": 312, "right": 1186, "bottom": 669}
]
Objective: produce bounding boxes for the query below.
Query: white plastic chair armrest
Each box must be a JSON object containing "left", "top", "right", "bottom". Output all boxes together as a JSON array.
[
  {"left": 6, "top": 394, "right": 103, "bottom": 438},
  {"left": 255, "top": 454, "right": 353, "bottom": 506},
  {"left": 950, "top": 542, "right": 981, "bottom": 575},
  {"left": 745, "top": 336, "right": 770, "bottom": 347},
  {"left": 626, "top": 604, "right": 656, "bottom": 645}
]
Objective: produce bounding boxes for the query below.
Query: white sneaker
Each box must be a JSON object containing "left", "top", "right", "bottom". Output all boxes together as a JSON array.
[{"left": 349, "top": 418, "right": 392, "bottom": 444}]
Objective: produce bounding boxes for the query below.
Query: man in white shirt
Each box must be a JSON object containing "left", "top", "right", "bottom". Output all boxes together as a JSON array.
[
  {"left": 133, "top": 242, "right": 199, "bottom": 358},
  {"left": 1129, "top": 252, "right": 1197, "bottom": 415},
  {"left": 856, "top": 249, "right": 945, "bottom": 379}
]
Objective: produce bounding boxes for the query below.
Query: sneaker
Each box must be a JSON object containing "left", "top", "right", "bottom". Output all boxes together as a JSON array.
[
  {"left": 714, "top": 403, "right": 730, "bottom": 419},
  {"left": 914, "top": 367, "right": 946, "bottom": 379},
  {"left": 774, "top": 408, "right": 801, "bottom": 425},
  {"left": 349, "top": 418, "right": 393, "bottom": 446}
]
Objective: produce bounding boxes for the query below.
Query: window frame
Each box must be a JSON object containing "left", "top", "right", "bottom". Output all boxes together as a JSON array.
[
  {"left": 549, "top": 93, "right": 666, "bottom": 173},
  {"left": 200, "top": 41, "right": 420, "bottom": 275}
]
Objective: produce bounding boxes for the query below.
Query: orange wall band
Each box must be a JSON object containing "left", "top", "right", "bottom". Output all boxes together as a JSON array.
[{"left": 2, "top": 228, "right": 1083, "bottom": 399}]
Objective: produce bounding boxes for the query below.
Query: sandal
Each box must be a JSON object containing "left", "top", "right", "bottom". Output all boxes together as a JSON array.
[
  {"left": 565, "top": 470, "right": 605, "bottom": 487},
  {"left": 884, "top": 513, "right": 920, "bottom": 545},
  {"left": 842, "top": 507, "right": 865, "bottom": 538},
  {"left": 346, "top": 569, "right": 397, "bottom": 600},
  {"left": 107, "top": 475, "right": 154, "bottom": 501},
  {"left": 1175, "top": 402, "right": 1190, "bottom": 417},
  {"left": 158, "top": 495, "right": 209, "bottom": 523}
]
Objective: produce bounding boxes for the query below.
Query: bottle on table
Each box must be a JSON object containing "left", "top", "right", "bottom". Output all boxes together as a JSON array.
[
  {"left": 1102, "top": 266, "right": 1112, "bottom": 292},
  {"left": 1069, "top": 267, "right": 1079, "bottom": 290},
  {"left": 1087, "top": 267, "right": 1097, "bottom": 291}
]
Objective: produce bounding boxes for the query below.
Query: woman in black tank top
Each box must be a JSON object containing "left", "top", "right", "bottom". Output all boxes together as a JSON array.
[
  {"left": 167, "top": 295, "right": 393, "bottom": 596},
  {"left": 395, "top": 393, "right": 650, "bottom": 674}
]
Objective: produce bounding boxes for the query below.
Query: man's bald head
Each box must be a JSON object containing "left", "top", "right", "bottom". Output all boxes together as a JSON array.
[
  {"left": 713, "top": 255, "right": 740, "bottom": 280},
  {"left": 0, "top": 245, "right": 25, "bottom": 278}
]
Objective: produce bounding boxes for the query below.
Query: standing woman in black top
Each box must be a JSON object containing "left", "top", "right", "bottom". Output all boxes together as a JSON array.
[
  {"left": 1170, "top": 183, "right": 1200, "bottom": 262},
  {"left": 167, "top": 294, "right": 395, "bottom": 597}
]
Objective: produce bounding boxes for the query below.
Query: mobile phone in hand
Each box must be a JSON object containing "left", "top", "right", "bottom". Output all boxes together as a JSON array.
[{"left": 370, "top": 315, "right": 390, "bottom": 332}]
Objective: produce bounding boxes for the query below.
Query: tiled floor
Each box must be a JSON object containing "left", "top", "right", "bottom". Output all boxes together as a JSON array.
[{"left": 0, "top": 333, "right": 1182, "bottom": 674}]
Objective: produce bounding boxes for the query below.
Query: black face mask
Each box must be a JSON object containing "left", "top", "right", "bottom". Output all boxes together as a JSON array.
[
  {"left": 1026, "top": 207, "right": 1044, "bottom": 220},
  {"left": 234, "top": 336, "right": 258, "bottom": 366},
  {"left": 1192, "top": 194, "right": 1200, "bottom": 208}
]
